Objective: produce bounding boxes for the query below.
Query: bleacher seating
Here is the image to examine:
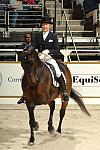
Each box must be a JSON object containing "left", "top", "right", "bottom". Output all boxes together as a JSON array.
[
  {"left": 0, "top": 4, "right": 5, "bottom": 28},
  {"left": 0, "top": 0, "right": 100, "bottom": 61},
  {"left": 46, "top": 0, "right": 100, "bottom": 61},
  {"left": 9, "top": 5, "right": 42, "bottom": 28}
]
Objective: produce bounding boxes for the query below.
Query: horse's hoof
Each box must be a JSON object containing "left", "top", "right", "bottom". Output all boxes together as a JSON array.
[
  {"left": 28, "top": 137, "right": 35, "bottom": 145},
  {"left": 48, "top": 126, "right": 55, "bottom": 134},
  {"left": 57, "top": 128, "right": 61, "bottom": 133},
  {"left": 27, "top": 141, "right": 34, "bottom": 146},
  {"left": 33, "top": 122, "right": 39, "bottom": 131}
]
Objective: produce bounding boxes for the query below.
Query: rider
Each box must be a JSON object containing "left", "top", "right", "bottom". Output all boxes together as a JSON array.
[{"left": 17, "top": 16, "right": 69, "bottom": 104}]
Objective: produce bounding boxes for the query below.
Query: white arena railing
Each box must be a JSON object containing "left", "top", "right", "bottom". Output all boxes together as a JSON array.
[{"left": 0, "top": 48, "right": 100, "bottom": 62}]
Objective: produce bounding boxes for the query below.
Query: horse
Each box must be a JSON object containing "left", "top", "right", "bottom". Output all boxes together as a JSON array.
[{"left": 17, "top": 46, "right": 90, "bottom": 144}]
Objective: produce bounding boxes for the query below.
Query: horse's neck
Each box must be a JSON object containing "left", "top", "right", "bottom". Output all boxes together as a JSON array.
[
  {"left": 32, "top": 60, "right": 44, "bottom": 74},
  {"left": 37, "top": 58, "right": 43, "bottom": 67}
]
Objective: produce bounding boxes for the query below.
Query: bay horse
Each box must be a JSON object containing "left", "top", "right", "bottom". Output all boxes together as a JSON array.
[{"left": 17, "top": 46, "right": 90, "bottom": 144}]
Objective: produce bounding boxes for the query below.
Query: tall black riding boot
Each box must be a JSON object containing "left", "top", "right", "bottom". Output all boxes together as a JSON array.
[{"left": 57, "top": 75, "right": 69, "bottom": 101}]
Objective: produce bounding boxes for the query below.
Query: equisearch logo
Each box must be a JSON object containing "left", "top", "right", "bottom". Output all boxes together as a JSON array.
[{"left": 73, "top": 74, "right": 100, "bottom": 86}]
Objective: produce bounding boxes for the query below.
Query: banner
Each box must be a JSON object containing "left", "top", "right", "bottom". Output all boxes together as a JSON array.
[
  {"left": 0, "top": 63, "right": 23, "bottom": 96},
  {"left": 0, "top": 62, "right": 100, "bottom": 98},
  {"left": 68, "top": 63, "right": 100, "bottom": 97}
]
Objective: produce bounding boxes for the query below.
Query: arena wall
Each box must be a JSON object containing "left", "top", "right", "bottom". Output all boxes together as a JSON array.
[{"left": 0, "top": 61, "right": 100, "bottom": 104}]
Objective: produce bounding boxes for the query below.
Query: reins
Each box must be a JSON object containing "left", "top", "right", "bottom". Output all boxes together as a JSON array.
[{"left": 35, "top": 60, "right": 45, "bottom": 83}]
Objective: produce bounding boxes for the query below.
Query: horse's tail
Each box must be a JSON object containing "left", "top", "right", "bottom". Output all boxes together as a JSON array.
[{"left": 70, "top": 88, "right": 91, "bottom": 117}]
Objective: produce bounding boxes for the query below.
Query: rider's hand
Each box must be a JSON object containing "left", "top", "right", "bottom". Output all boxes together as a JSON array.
[{"left": 42, "top": 49, "right": 49, "bottom": 55}]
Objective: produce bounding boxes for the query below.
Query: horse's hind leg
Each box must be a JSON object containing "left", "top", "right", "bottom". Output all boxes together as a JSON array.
[
  {"left": 57, "top": 101, "right": 68, "bottom": 133},
  {"left": 26, "top": 102, "right": 39, "bottom": 143},
  {"left": 48, "top": 100, "right": 55, "bottom": 133}
]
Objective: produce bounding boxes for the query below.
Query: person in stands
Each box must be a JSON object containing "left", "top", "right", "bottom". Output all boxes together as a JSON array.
[
  {"left": 9, "top": 0, "right": 23, "bottom": 27},
  {"left": 17, "top": 32, "right": 33, "bottom": 61},
  {"left": 18, "top": 32, "right": 32, "bottom": 49},
  {"left": 83, "top": 0, "right": 100, "bottom": 28}
]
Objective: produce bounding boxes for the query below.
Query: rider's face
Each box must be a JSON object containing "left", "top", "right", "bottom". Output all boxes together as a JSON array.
[{"left": 42, "top": 23, "right": 51, "bottom": 32}]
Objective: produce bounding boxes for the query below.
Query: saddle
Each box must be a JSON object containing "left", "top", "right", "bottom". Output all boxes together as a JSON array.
[
  {"left": 45, "top": 62, "right": 57, "bottom": 78},
  {"left": 45, "top": 61, "right": 66, "bottom": 87}
]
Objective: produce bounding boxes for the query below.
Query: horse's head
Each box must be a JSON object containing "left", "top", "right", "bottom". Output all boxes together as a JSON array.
[
  {"left": 20, "top": 45, "right": 41, "bottom": 71},
  {"left": 20, "top": 45, "right": 42, "bottom": 86},
  {"left": 22, "top": 45, "right": 39, "bottom": 62}
]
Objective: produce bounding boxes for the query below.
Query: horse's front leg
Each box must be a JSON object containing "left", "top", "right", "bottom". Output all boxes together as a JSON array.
[
  {"left": 57, "top": 101, "right": 68, "bottom": 133},
  {"left": 26, "top": 102, "right": 39, "bottom": 144},
  {"left": 48, "top": 100, "right": 55, "bottom": 133}
]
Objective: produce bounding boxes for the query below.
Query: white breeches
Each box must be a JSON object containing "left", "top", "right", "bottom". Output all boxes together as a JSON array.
[
  {"left": 38, "top": 53, "right": 61, "bottom": 78},
  {"left": 45, "top": 58, "right": 61, "bottom": 78}
]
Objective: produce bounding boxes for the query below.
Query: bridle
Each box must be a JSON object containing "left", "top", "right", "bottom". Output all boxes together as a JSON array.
[{"left": 22, "top": 49, "right": 46, "bottom": 85}]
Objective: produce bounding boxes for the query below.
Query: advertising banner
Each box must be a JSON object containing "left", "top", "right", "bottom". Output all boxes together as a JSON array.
[
  {"left": 68, "top": 63, "right": 100, "bottom": 97},
  {"left": 0, "top": 62, "right": 100, "bottom": 98},
  {"left": 0, "top": 63, "right": 23, "bottom": 96}
]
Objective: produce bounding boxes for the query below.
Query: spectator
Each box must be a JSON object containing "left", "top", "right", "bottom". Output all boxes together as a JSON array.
[
  {"left": 83, "top": 0, "right": 100, "bottom": 26},
  {"left": 17, "top": 32, "right": 33, "bottom": 60},
  {"left": 59, "top": 0, "right": 72, "bottom": 8},
  {"left": 83, "top": 0, "right": 99, "bottom": 13},
  {"left": 73, "top": 3, "right": 84, "bottom": 19},
  {"left": 9, "top": 0, "right": 23, "bottom": 27},
  {"left": 18, "top": 32, "right": 33, "bottom": 49},
  {"left": 23, "top": 0, "right": 41, "bottom": 10},
  {"left": 76, "top": 0, "right": 84, "bottom": 6},
  {"left": 22, "top": 0, "right": 43, "bottom": 27},
  {"left": 26, "top": 0, "right": 35, "bottom": 4},
  {"left": 23, "top": 0, "right": 42, "bottom": 4}
]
